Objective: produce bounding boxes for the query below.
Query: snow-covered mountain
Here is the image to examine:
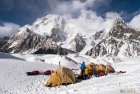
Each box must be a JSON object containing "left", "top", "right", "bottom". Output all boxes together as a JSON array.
[
  {"left": 86, "top": 19, "right": 140, "bottom": 57},
  {"left": 1, "top": 27, "right": 66, "bottom": 54},
  {"left": 1, "top": 15, "right": 140, "bottom": 57},
  {"left": 1, "top": 15, "right": 91, "bottom": 53},
  {"left": 1, "top": 15, "right": 140, "bottom": 94}
]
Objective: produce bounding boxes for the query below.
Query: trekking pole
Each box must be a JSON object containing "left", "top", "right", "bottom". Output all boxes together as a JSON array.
[
  {"left": 51, "top": 62, "right": 53, "bottom": 73},
  {"left": 65, "top": 74, "right": 68, "bottom": 86},
  {"left": 59, "top": 61, "right": 61, "bottom": 68}
]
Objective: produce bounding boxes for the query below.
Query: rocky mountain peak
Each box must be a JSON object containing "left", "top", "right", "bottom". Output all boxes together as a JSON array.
[
  {"left": 1, "top": 28, "right": 67, "bottom": 55},
  {"left": 2, "top": 15, "right": 140, "bottom": 57},
  {"left": 86, "top": 19, "right": 140, "bottom": 57},
  {"left": 108, "top": 18, "right": 140, "bottom": 41},
  {"left": 113, "top": 18, "right": 126, "bottom": 27}
]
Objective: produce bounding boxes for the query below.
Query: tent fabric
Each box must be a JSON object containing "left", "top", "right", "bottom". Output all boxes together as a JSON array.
[
  {"left": 46, "top": 72, "right": 61, "bottom": 87},
  {"left": 99, "top": 71, "right": 106, "bottom": 76},
  {"left": 86, "top": 63, "right": 95, "bottom": 70},
  {"left": 84, "top": 63, "right": 115, "bottom": 77},
  {"left": 106, "top": 65, "right": 115, "bottom": 73},
  {"left": 96, "top": 64, "right": 106, "bottom": 72},
  {"left": 45, "top": 67, "right": 76, "bottom": 87},
  {"left": 84, "top": 63, "right": 97, "bottom": 78}
]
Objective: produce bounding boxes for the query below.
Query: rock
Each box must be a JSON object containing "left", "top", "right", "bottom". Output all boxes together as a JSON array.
[
  {"left": 1, "top": 28, "right": 67, "bottom": 55},
  {"left": 86, "top": 19, "right": 140, "bottom": 57}
]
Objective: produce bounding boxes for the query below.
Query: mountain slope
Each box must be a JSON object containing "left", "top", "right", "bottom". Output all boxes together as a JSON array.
[
  {"left": 1, "top": 27, "right": 66, "bottom": 54},
  {"left": 1, "top": 16, "right": 140, "bottom": 56},
  {"left": 86, "top": 19, "right": 140, "bottom": 57},
  {"left": 1, "top": 15, "right": 90, "bottom": 53}
]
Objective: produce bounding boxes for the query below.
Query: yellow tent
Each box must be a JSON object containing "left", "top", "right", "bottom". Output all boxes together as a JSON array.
[
  {"left": 84, "top": 63, "right": 98, "bottom": 78},
  {"left": 45, "top": 67, "right": 76, "bottom": 87},
  {"left": 86, "top": 63, "right": 95, "bottom": 70},
  {"left": 96, "top": 64, "right": 106, "bottom": 72},
  {"left": 106, "top": 65, "right": 115, "bottom": 73},
  {"left": 84, "top": 63, "right": 115, "bottom": 77}
]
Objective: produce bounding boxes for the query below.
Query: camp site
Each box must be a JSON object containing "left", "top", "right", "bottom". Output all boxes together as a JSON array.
[
  {"left": 0, "top": 53, "right": 140, "bottom": 94},
  {"left": 1, "top": 0, "right": 140, "bottom": 94}
]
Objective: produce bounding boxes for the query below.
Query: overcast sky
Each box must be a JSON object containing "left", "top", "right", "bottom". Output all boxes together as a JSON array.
[{"left": 0, "top": 0, "right": 140, "bottom": 37}]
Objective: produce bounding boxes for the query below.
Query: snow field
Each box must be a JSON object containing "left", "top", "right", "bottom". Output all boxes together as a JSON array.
[{"left": 0, "top": 53, "right": 140, "bottom": 94}]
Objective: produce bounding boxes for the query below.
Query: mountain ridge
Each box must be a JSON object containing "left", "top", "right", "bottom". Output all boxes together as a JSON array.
[
  {"left": 1, "top": 15, "right": 140, "bottom": 57},
  {"left": 86, "top": 18, "right": 140, "bottom": 57}
]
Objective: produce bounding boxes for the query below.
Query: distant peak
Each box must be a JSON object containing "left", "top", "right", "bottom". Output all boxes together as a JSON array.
[
  {"left": 112, "top": 18, "right": 127, "bottom": 29},
  {"left": 16, "top": 27, "right": 31, "bottom": 36},
  {"left": 114, "top": 18, "right": 125, "bottom": 24},
  {"left": 19, "top": 25, "right": 31, "bottom": 31}
]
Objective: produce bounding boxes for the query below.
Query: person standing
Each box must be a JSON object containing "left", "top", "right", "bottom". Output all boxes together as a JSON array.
[{"left": 80, "top": 62, "right": 86, "bottom": 79}]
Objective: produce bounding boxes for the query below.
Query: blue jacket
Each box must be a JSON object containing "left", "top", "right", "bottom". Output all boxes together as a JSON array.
[{"left": 80, "top": 63, "right": 86, "bottom": 70}]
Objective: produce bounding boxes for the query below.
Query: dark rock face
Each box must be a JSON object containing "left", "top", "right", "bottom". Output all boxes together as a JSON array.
[
  {"left": 69, "top": 34, "right": 86, "bottom": 52},
  {"left": 94, "top": 31, "right": 104, "bottom": 40},
  {"left": 86, "top": 37, "right": 124, "bottom": 57},
  {"left": 109, "top": 19, "right": 140, "bottom": 40},
  {"left": 74, "top": 35, "right": 86, "bottom": 52},
  {"left": 86, "top": 19, "right": 140, "bottom": 57},
  {"left": 1, "top": 28, "right": 67, "bottom": 55},
  {"left": 34, "top": 45, "right": 67, "bottom": 55},
  {"left": 0, "top": 37, "right": 9, "bottom": 46},
  {"left": 50, "top": 28, "right": 66, "bottom": 42},
  {"left": 0, "top": 37, "right": 9, "bottom": 52}
]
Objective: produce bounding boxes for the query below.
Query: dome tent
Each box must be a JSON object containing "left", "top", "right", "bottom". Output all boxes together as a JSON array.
[
  {"left": 95, "top": 64, "right": 107, "bottom": 76},
  {"left": 45, "top": 67, "right": 76, "bottom": 87},
  {"left": 96, "top": 64, "right": 106, "bottom": 72},
  {"left": 106, "top": 64, "right": 115, "bottom": 73},
  {"left": 84, "top": 63, "right": 98, "bottom": 77}
]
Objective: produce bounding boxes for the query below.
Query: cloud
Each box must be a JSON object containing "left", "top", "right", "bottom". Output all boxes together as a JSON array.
[
  {"left": 129, "top": 13, "right": 140, "bottom": 29},
  {"left": 0, "top": 0, "right": 112, "bottom": 25},
  {"left": 2, "top": 0, "right": 116, "bottom": 35},
  {"left": 48, "top": 0, "right": 121, "bottom": 33},
  {"left": 48, "top": 0, "right": 111, "bottom": 18},
  {"left": 0, "top": 0, "right": 122, "bottom": 37},
  {"left": 74, "top": 10, "right": 122, "bottom": 33},
  {"left": 0, "top": 22, "right": 20, "bottom": 37},
  {"left": 104, "top": 12, "right": 122, "bottom": 32}
]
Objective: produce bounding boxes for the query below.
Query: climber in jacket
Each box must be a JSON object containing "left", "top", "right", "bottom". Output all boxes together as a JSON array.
[{"left": 80, "top": 62, "right": 86, "bottom": 79}]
